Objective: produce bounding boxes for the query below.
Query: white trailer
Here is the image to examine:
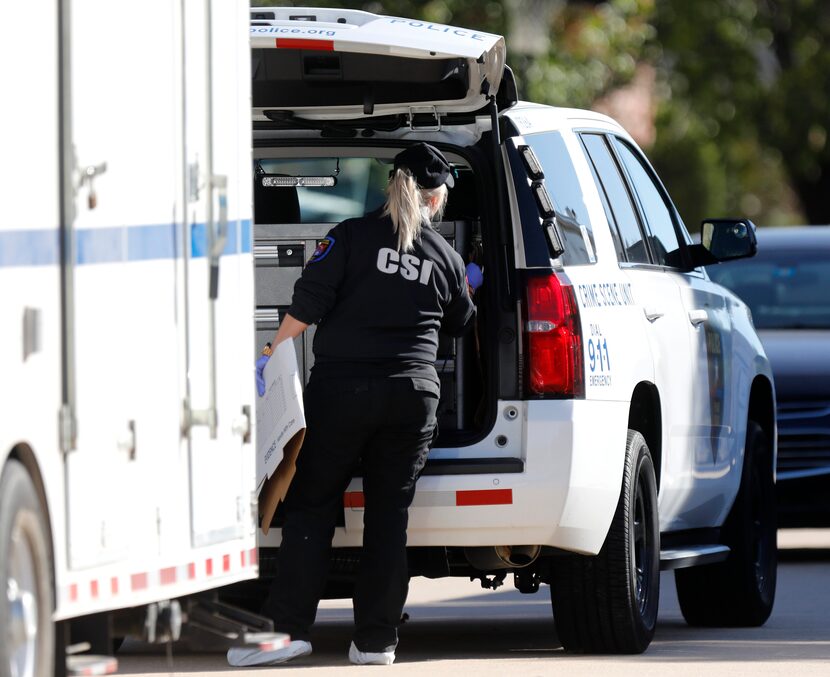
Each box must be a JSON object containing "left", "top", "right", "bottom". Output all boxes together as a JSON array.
[{"left": 0, "top": 2, "right": 279, "bottom": 675}]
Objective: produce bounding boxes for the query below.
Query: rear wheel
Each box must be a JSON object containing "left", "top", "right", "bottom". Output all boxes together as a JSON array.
[
  {"left": 675, "top": 421, "right": 776, "bottom": 626},
  {"left": 0, "top": 460, "right": 55, "bottom": 677},
  {"left": 551, "top": 430, "right": 659, "bottom": 653}
]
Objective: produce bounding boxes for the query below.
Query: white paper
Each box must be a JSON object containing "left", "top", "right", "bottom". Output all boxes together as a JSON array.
[{"left": 255, "top": 340, "right": 305, "bottom": 494}]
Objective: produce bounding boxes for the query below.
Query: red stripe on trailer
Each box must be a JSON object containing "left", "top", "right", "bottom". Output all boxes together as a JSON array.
[
  {"left": 131, "top": 573, "right": 148, "bottom": 591},
  {"left": 188, "top": 563, "right": 196, "bottom": 580},
  {"left": 455, "top": 489, "right": 513, "bottom": 506},
  {"left": 160, "top": 567, "right": 177, "bottom": 585},
  {"left": 249, "top": 548, "right": 258, "bottom": 566},
  {"left": 344, "top": 491, "right": 365, "bottom": 508},
  {"left": 111, "top": 577, "right": 118, "bottom": 595},
  {"left": 69, "top": 584, "right": 78, "bottom": 602},
  {"left": 275, "top": 38, "right": 334, "bottom": 51},
  {"left": 223, "top": 554, "right": 231, "bottom": 572},
  {"left": 206, "top": 559, "right": 213, "bottom": 576},
  {"left": 241, "top": 550, "right": 247, "bottom": 567},
  {"left": 90, "top": 580, "right": 99, "bottom": 599}
]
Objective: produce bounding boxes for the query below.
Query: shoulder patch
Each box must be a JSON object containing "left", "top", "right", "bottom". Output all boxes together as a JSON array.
[{"left": 308, "top": 236, "right": 335, "bottom": 264}]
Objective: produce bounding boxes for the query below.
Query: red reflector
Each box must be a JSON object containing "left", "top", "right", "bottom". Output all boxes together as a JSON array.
[
  {"left": 223, "top": 554, "right": 231, "bottom": 572},
  {"left": 187, "top": 563, "right": 196, "bottom": 580},
  {"left": 90, "top": 580, "right": 99, "bottom": 598},
  {"left": 524, "top": 273, "right": 584, "bottom": 397},
  {"left": 456, "top": 489, "right": 513, "bottom": 506},
  {"left": 111, "top": 577, "right": 119, "bottom": 595},
  {"left": 160, "top": 567, "right": 177, "bottom": 586},
  {"left": 344, "top": 491, "right": 365, "bottom": 508},
  {"left": 275, "top": 38, "right": 334, "bottom": 51},
  {"left": 131, "top": 573, "right": 148, "bottom": 591}
]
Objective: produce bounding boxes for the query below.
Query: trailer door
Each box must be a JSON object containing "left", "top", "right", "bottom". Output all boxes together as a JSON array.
[
  {"left": 61, "top": 0, "right": 256, "bottom": 575},
  {"left": 61, "top": 1, "right": 187, "bottom": 569},
  {"left": 181, "top": 0, "right": 257, "bottom": 548}
]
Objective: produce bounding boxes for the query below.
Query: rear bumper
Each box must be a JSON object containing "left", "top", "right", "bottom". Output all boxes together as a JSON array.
[{"left": 257, "top": 398, "right": 629, "bottom": 555}]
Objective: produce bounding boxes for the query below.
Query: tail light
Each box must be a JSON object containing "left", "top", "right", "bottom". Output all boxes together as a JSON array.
[{"left": 523, "top": 272, "right": 584, "bottom": 397}]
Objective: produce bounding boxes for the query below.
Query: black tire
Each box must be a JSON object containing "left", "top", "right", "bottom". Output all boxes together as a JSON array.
[
  {"left": 675, "top": 421, "right": 776, "bottom": 626},
  {"left": 551, "top": 430, "right": 660, "bottom": 654},
  {"left": 0, "top": 460, "right": 55, "bottom": 677}
]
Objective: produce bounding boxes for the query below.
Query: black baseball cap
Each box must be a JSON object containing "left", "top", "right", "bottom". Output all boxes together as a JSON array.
[{"left": 393, "top": 143, "right": 455, "bottom": 189}]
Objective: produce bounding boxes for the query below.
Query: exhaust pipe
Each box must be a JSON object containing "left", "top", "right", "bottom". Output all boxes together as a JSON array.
[{"left": 464, "top": 545, "right": 541, "bottom": 570}]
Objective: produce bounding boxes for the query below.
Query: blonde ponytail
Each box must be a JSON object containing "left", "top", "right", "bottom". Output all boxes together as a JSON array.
[{"left": 383, "top": 168, "right": 449, "bottom": 252}]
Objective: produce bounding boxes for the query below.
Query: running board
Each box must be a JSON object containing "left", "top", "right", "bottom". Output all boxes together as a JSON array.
[{"left": 660, "top": 544, "right": 730, "bottom": 570}]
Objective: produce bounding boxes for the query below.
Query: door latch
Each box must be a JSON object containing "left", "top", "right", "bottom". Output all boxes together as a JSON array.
[{"left": 77, "top": 162, "right": 107, "bottom": 209}]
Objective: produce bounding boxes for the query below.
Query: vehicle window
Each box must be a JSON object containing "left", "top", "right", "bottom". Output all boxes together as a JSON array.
[
  {"left": 256, "top": 157, "right": 389, "bottom": 223},
  {"left": 708, "top": 248, "right": 830, "bottom": 329},
  {"left": 580, "top": 133, "right": 649, "bottom": 264},
  {"left": 524, "top": 132, "right": 597, "bottom": 265},
  {"left": 612, "top": 139, "right": 683, "bottom": 267}
]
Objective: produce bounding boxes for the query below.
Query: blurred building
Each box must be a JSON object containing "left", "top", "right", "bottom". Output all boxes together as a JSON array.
[{"left": 592, "top": 64, "right": 657, "bottom": 149}]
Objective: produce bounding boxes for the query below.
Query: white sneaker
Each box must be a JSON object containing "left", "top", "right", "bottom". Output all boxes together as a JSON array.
[
  {"left": 227, "top": 640, "right": 312, "bottom": 667},
  {"left": 348, "top": 641, "right": 396, "bottom": 666}
]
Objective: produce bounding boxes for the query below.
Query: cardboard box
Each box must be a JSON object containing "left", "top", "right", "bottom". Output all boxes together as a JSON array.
[{"left": 256, "top": 340, "right": 306, "bottom": 534}]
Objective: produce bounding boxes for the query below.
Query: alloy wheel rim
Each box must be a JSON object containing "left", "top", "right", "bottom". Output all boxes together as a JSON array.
[
  {"left": 633, "top": 465, "right": 651, "bottom": 616},
  {"left": 8, "top": 516, "right": 38, "bottom": 677},
  {"left": 750, "top": 462, "right": 771, "bottom": 595}
]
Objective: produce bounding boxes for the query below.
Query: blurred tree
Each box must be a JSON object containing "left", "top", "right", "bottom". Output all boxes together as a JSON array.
[
  {"left": 507, "top": 0, "right": 655, "bottom": 110},
  {"left": 652, "top": 0, "right": 829, "bottom": 225}
]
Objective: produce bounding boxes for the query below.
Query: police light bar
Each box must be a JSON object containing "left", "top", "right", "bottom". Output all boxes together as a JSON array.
[
  {"left": 519, "top": 145, "right": 544, "bottom": 180},
  {"left": 532, "top": 182, "right": 555, "bottom": 217},
  {"left": 261, "top": 176, "right": 337, "bottom": 188},
  {"left": 544, "top": 218, "right": 565, "bottom": 259}
]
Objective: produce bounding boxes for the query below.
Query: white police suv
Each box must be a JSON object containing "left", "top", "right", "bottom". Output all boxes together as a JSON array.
[{"left": 247, "top": 6, "right": 777, "bottom": 653}]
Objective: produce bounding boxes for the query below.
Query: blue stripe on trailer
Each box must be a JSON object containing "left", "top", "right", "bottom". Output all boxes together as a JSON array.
[
  {"left": 190, "top": 220, "right": 253, "bottom": 259},
  {"left": 0, "top": 220, "right": 252, "bottom": 268},
  {"left": 0, "top": 229, "right": 61, "bottom": 267}
]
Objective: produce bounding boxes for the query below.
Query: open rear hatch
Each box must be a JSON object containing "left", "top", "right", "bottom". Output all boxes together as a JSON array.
[
  {"left": 250, "top": 7, "right": 507, "bottom": 123},
  {"left": 249, "top": 8, "right": 519, "bottom": 465}
]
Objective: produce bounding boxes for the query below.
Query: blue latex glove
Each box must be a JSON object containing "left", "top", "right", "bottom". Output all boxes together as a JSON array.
[
  {"left": 466, "top": 262, "right": 483, "bottom": 291},
  {"left": 255, "top": 353, "right": 270, "bottom": 397}
]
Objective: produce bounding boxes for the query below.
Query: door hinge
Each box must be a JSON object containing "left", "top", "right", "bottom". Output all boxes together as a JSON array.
[
  {"left": 59, "top": 404, "right": 76, "bottom": 454},
  {"left": 232, "top": 405, "right": 252, "bottom": 444},
  {"left": 250, "top": 490, "right": 260, "bottom": 531},
  {"left": 181, "top": 398, "right": 217, "bottom": 439}
]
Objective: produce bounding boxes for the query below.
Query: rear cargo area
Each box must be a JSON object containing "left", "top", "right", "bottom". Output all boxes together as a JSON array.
[{"left": 252, "top": 146, "right": 492, "bottom": 445}]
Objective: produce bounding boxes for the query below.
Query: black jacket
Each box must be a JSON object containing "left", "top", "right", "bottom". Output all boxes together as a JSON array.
[{"left": 288, "top": 208, "right": 475, "bottom": 380}]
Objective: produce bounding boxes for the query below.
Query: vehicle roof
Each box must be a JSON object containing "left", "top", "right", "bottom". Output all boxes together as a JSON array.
[{"left": 504, "top": 101, "right": 626, "bottom": 136}]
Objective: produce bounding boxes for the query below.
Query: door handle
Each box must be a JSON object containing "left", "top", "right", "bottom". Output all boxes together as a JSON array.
[
  {"left": 643, "top": 306, "right": 664, "bottom": 322},
  {"left": 688, "top": 309, "right": 709, "bottom": 326}
]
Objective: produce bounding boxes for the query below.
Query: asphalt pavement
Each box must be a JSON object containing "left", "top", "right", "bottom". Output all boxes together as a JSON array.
[{"left": 115, "top": 529, "right": 830, "bottom": 676}]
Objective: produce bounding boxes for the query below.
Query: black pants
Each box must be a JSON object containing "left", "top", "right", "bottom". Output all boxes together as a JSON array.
[{"left": 263, "top": 374, "right": 439, "bottom": 652}]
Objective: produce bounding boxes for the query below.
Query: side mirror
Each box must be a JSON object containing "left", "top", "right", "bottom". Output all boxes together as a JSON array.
[{"left": 688, "top": 218, "right": 757, "bottom": 268}]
